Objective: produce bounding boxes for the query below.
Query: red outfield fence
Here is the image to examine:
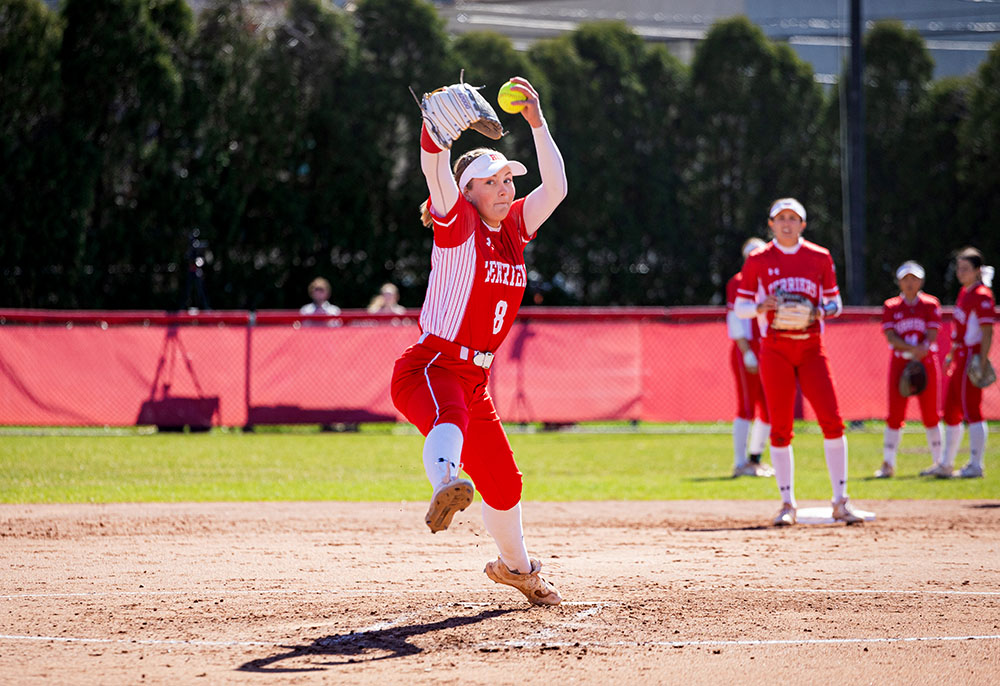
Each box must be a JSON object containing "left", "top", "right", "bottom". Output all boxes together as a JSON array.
[{"left": 1, "top": 307, "right": 998, "bottom": 428}]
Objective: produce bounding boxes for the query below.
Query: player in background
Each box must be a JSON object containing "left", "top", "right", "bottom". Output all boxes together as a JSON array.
[
  {"left": 923, "top": 247, "right": 995, "bottom": 478},
  {"left": 735, "top": 198, "right": 864, "bottom": 526},
  {"left": 878, "top": 261, "right": 943, "bottom": 478},
  {"left": 727, "top": 237, "right": 773, "bottom": 477},
  {"left": 390, "top": 77, "right": 567, "bottom": 605}
]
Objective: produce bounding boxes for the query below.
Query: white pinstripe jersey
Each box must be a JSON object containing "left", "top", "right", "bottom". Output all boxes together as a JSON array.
[{"left": 419, "top": 194, "right": 533, "bottom": 352}]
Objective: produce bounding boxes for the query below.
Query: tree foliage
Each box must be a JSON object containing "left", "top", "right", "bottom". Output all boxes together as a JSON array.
[{"left": 1, "top": 1, "right": 997, "bottom": 308}]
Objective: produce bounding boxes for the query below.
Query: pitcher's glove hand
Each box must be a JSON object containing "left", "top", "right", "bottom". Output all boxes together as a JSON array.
[
  {"left": 898, "top": 360, "right": 928, "bottom": 397},
  {"left": 771, "top": 293, "right": 815, "bottom": 330},
  {"left": 967, "top": 354, "right": 997, "bottom": 389},
  {"left": 412, "top": 75, "right": 504, "bottom": 150}
]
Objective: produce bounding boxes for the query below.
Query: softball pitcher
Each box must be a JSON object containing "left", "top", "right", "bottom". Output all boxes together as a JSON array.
[
  {"left": 923, "top": 247, "right": 995, "bottom": 479},
  {"left": 878, "top": 261, "right": 943, "bottom": 478},
  {"left": 727, "top": 237, "right": 773, "bottom": 477},
  {"left": 390, "top": 76, "right": 567, "bottom": 605},
  {"left": 735, "top": 198, "right": 864, "bottom": 526}
]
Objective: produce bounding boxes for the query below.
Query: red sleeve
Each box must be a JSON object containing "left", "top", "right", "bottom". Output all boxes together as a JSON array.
[
  {"left": 927, "top": 297, "right": 942, "bottom": 328},
  {"left": 881, "top": 300, "right": 895, "bottom": 331},
  {"left": 737, "top": 257, "right": 758, "bottom": 299},
  {"left": 822, "top": 253, "right": 839, "bottom": 298},
  {"left": 726, "top": 275, "right": 739, "bottom": 309},
  {"left": 974, "top": 288, "right": 995, "bottom": 324},
  {"left": 428, "top": 194, "right": 475, "bottom": 248}
]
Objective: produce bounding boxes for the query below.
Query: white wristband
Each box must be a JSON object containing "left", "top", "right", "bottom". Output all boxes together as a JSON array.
[{"left": 743, "top": 350, "right": 758, "bottom": 369}]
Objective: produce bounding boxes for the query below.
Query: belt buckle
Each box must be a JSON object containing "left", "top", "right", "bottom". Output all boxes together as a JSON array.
[{"left": 473, "top": 351, "right": 494, "bottom": 369}]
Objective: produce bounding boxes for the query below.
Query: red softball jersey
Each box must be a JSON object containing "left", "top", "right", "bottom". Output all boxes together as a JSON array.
[
  {"left": 881, "top": 292, "right": 942, "bottom": 358},
  {"left": 952, "top": 283, "right": 995, "bottom": 348},
  {"left": 419, "top": 194, "right": 534, "bottom": 352},
  {"left": 737, "top": 239, "right": 839, "bottom": 338}
]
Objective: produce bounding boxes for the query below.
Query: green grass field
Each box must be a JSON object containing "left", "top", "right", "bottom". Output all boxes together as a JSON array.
[{"left": 1, "top": 423, "right": 996, "bottom": 503}]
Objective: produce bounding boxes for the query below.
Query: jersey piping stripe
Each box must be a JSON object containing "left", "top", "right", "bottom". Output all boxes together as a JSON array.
[
  {"left": 423, "top": 353, "right": 443, "bottom": 427},
  {"left": 420, "top": 234, "right": 476, "bottom": 341}
]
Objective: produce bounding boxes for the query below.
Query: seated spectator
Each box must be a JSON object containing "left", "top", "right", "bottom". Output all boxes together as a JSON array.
[
  {"left": 367, "top": 282, "right": 406, "bottom": 314},
  {"left": 300, "top": 277, "right": 341, "bottom": 325}
]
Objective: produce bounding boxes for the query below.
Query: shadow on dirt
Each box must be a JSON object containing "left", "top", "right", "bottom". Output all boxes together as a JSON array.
[{"left": 238, "top": 607, "right": 517, "bottom": 672}]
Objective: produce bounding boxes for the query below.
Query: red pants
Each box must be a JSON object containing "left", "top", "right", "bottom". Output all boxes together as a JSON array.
[
  {"left": 759, "top": 335, "right": 844, "bottom": 447},
  {"left": 390, "top": 342, "right": 522, "bottom": 510},
  {"left": 944, "top": 345, "right": 984, "bottom": 424},
  {"left": 886, "top": 354, "right": 940, "bottom": 429},
  {"left": 730, "top": 343, "right": 769, "bottom": 422}
]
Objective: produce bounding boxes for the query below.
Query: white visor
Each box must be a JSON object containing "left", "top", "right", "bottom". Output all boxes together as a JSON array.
[
  {"left": 768, "top": 198, "right": 807, "bottom": 221},
  {"left": 458, "top": 151, "right": 528, "bottom": 191},
  {"left": 895, "top": 261, "right": 925, "bottom": 280}
]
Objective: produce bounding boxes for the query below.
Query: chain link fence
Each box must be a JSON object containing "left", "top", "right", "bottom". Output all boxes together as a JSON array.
[{"left": 1, "top": 308, "right": 998, "bottom": 429}]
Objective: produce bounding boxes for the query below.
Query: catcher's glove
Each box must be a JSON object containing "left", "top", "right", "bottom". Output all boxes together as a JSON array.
[
  {"left": 771, "top": 290, "right": 815, "bottom": 331},
  {"left": 967, "top": 354, "right": 997, "bottom": 389},
  {"left": 410, "top": 72, "right": 504, "bottom": 150},
  {"left": 898, "top": 360, "right": 927, "bottom": 397}
]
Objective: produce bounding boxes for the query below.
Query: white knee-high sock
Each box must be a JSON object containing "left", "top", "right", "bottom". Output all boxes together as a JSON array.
[
  {"left": 750, "top": 420, "right": 770, "bottom": 457},
  {"left": 968, "top": 421, "right": 988, "bottom": 468},
  {"left": 943, "top": 423, "right": 964, "bottom": 468},
  {"left": 770, "top": 445, "right": 795, "bottom": 506},
  {"left": 926, "top": 423, "right": 943, "bottom": 465},
  {"left": 422, "top": 423, "right": 464, "bottom": 489},
  {"left": 732, "top": 418, "right": 751, "bottom": 467},
  {"left": 482, "top": 502, "right": 531, "bottom": 574},
  {"left": 824, "top": 436, "right": 848, "bottom": 503},
  {"left": 883, "top": 427, "right": 901, "bottom": 467}
]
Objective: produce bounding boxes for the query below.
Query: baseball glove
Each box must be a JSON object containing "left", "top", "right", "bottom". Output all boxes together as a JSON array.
[
  {"left": 771, "top": 291, "right": 814, "bottom": 331},
  {"left": 967, "top": 354, "right": 997, "bottom": 389},
  {"left": 898, "top": 360, "right": 927, "bottom": 397},
  {"left": 411, "top": 73, "right": 504, "bottom": 150}
]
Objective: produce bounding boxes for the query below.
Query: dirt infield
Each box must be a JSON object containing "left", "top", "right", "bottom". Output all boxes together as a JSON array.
[{"left": 2, "top": 500, "right": 998, "bottom": 685}]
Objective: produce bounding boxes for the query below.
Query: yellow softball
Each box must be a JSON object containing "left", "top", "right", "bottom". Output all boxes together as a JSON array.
[{"left": 497, "top": 80, "right": 526, "bottom": 114}]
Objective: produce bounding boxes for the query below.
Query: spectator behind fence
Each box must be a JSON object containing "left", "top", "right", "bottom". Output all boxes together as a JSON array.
[
  {"left": 727, "top": 237, "right": 773, "bottom": 478},
  {"left": 367, "top": 282, "right": 407, "bottom": 315},
  {"left": 300, "top": 277, "right": 341, "bottom": 326}
]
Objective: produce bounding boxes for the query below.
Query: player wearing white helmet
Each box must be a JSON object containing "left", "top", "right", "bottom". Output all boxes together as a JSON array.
[
  {"left": 735, "top": 198, "right": 865, "bottom": 526},
  {"left": 727, "top": 237, "right": 773, "bottom": 478},
  {"left": 391, "top": 76, "right": 567, "bottom": 605}
]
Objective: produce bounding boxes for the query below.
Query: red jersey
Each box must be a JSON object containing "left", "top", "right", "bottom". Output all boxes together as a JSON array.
[
  {"left": 726, "top": 272, "right": 760, "bottom": 341},
  {"left": 952, "top": 283, "right": 995, "bottom": 348},
  {"left": 737, "top": 239, "right": 839, "bottom": 338},
  {"left": 419, "top": 194, "right": 533, "bottom": 352},
  {"left": 881, "top": 292, "right": 942, "bottom": 358}
]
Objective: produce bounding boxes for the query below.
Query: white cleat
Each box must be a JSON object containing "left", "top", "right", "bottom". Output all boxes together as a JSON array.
[
  {"left": 920, "top": 463, "right": 954, "bottom": 479},
  {"left": 772, "top": 502, "right": 796, "bottom": 527},
  {"left": 832, "top": 498, "right": 864, "bottom": 525},
  {"left": 874, "top": 461, "right": 895, "bottom": 478},
  {"left": 954, "top": 462, "right": 984, "bottom": 479},
  {"left": 424, "top": 478, "right": 474, "bottom": 533}
]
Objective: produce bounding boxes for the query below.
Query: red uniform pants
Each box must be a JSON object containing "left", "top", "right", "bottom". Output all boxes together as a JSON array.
[
  {"left": 943, "top": 345, "right": 984, "bottom": 425},
  {"left": 886, "top": 354, "right": 940, "bottom": 429},
  {"left": 730, "top": 342, "right": 769, "bottom": 422},
  {"left": 390, "top": 342, "right": 523, "bottom": 510},
  {"left": 759, "top": 335, "right": 844, "bottom": 447}
]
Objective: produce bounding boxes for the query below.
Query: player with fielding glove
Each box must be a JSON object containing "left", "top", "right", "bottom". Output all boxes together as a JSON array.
[
  {"left": 930, "top": 247, "right": 995, "bottom": 479},
  {"left": 726, "top": 238, "right": 773, "bottom": 478},
  {"left": 392, "top": 75, "right": 567, "bottom": 606},
  {"left": 735, "top": 198, "right": 866, "bottom": 527},
  {"left": 879, "top": 261, "right": 943, "bottom": 479}
]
